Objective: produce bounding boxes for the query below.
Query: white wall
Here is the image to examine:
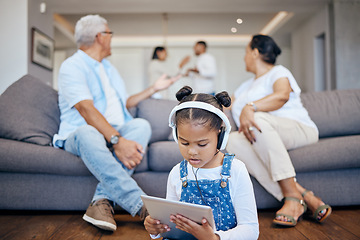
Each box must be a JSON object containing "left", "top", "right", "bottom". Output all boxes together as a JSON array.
[
  {"left": 291, "top": 6, "right": 331, "bottom": 92},
  {"left": 333, "top": 0, "right": 360, "bottom": 90},
  {"left": 28, "top": 0, "right": 54, "bottom": 85},
  {"left": 0, "top": 0, "right": 28, "bottom": 94},
  {"left": 0, "top": 0, "right": 54, "bottom": 94},
  {"left": 54, "top": 40, "right": 291, "bottom": 99},
  {"left": 291, "top": 0, "right": 360, "bottom": 92}
]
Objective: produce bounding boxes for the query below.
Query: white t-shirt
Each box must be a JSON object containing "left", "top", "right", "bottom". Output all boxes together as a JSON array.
[
  {"left": 166, "top": 158, "right": 259, "bottom": 240},
  {"left": 99, "top": 63, "right": 125, "bottom": 128},
  {"left": 190, "top": 52, "right": 217, "bottom": 94},
  {"left": 231, "top": 65, "right": 318, "bottom": 130}
]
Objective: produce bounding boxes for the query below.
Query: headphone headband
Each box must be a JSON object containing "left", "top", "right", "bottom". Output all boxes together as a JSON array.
[{"left": 168, "top": 101, "right": 231, "bottom": 150}]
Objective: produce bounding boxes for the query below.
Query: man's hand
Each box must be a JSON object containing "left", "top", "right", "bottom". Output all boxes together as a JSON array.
[
  {"left": 113, "top": 137, "right": 144, "bottom": 169},
  {"left": 183, "top": 67, "right": 199, "bottom": 77},
  {"left": 144, "top": 215, "right": 170, "bottom": 235},
  {"left": 153, "top": 74, "right": 181, "bottom": 92},
  {"left": 170, "top": 215, "right": 219, "bottom": 240}
]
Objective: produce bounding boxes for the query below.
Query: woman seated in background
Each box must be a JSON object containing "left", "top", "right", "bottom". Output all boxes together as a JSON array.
[{"left": 226, "top": 34, "right": 332, "bottom": 227}]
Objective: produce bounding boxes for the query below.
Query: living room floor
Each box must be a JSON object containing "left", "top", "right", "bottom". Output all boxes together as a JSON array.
[{"left": 0, "top": 207, "right": 359, "bottom": 240}]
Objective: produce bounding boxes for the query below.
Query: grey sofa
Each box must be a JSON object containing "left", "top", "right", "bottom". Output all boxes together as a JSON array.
[{"left": 1, "top": 75, "right": 360, "bottom": 211}]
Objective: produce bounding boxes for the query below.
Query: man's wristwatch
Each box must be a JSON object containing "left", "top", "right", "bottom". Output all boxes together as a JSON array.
[{"left": 108, "top": 134, "right": 120, "bottom": 148}]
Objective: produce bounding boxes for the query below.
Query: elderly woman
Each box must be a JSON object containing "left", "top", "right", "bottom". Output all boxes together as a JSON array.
[{"left": 226, "top": 35, "right": 331, "bottom": 227}]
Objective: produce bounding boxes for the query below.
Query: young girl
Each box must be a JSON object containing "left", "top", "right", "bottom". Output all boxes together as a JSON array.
[{"left": 144, "top": 86, "right": 259, "bottom": 240}]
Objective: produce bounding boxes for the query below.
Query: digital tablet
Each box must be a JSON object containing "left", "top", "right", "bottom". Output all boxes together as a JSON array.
[{"left": 141, "top": 195, "right": 215, "bottom": 240}]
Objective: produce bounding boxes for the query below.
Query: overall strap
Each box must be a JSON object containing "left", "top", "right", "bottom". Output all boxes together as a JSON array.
[
  {"left": 180, "top": 160, "right": 189, "bottom": 187},
  {"left": 180, "top": 159, "right": 188, "bottom": 178},
  {"left": 220, "top": 153, "right": 234, "bottom": 188},
  {"left": 221, "top": 153, "right": 234, "bottom": 176}
]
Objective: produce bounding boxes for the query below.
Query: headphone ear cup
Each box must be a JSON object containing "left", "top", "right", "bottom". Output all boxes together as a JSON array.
[
  {"left": 171, "top": 125, "right": 178, "bottom": 143},
  {"left": 217, "top": 127, "right": 225, "bottom": 150}
]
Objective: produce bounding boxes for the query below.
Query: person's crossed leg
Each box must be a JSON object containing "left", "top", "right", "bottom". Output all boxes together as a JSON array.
[{"left": 64, "top": 118, "right": 151, "bottom": 231}]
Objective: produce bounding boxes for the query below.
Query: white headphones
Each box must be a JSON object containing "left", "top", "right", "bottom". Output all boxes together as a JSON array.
[{"left": 168, "top": 101, "right": 231, "bottom": 150}]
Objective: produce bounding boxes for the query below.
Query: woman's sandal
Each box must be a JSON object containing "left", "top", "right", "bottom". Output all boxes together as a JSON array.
[
  {"left": 302, "top": 190, "right": 332, "bottom": 223},
  {"left": 273, "top": 197, "right": 307, "bottom": 227}
]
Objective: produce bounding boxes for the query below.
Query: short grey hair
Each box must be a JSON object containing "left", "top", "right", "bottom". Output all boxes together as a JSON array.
[{"left": 74, "top": 15, "right": 108, "bottom": 47}]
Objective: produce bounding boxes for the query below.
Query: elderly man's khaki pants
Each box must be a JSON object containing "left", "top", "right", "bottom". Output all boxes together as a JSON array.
[{"left": 226, "top": 112, "right": 318, "bottom": 201}]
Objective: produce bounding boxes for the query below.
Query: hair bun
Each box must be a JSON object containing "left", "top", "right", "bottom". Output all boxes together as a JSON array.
[
  {"left": 273, "top": 45, "right": 282, "bottom": 57},
  {"left": 215, "top": 91, "right": 231, "bottom": 108},
  {"left": 176, "top": 86, "right": 193, "bottom": 101},
  {"left": 251, "top": 34, "right": 281, "bottom": 64}
]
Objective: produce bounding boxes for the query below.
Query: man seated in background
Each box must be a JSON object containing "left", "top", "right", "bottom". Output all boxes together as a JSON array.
[{"left": 53, "top": 14, "right": 179, "bottom": 232}]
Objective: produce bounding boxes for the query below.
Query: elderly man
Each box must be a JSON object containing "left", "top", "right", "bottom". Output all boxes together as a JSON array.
[{"left": 53, "top": 15, "right": 179, "bottom": 232}]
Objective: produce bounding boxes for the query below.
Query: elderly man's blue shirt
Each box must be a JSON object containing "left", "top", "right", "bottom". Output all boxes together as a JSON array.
[{"left": 53, "top": 50, "right": 133, "bottom": 148}]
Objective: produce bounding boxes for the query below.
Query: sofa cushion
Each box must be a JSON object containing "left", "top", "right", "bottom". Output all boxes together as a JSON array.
[
  {"left": 0, "top": 75, "right": 60, "bottom": 146},
  {"left": 0, "top": 138, "right": 91, "bottom": 176},
  {"left": 148, "top": 141, "right": 183, "bottom": 172},
  {"left": 301, "top": 89, "right": 360, "bottom": 138},
  {"left": 137, "top": 98, "right": 177, "bottom": 144},
  {"left": 224, "top": 108, "right": 237, "bottom": 131},
  {"left": 134, "top": 151, "right": 149, "bottom": 173},
  {"left": 133, "top": 172, "right": 169, "bottom": 198},
  {"left": 290, "top": 135, "right": 360, "bottom": 173}
]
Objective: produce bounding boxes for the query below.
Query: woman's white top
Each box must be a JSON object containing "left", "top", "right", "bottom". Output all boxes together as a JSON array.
[
  {"left": 231, "top": 65, "right": 318, "bottom": 131},
  {"left": 148, "top": 60, "right": 167, "bottom": 85},
  {"left": 148, "top": 59, "right": 167, "bottom": 99},
  {"left": 148, "top": 59, "right": 179, "bottom": 99},
  {"left": 166, "top": 158, "right": 259, "bottom": 240}
]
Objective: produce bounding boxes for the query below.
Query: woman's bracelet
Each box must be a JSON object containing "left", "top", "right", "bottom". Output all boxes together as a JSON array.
[{"left": 246, "top": 102, "right": 258, "bottom": 112}]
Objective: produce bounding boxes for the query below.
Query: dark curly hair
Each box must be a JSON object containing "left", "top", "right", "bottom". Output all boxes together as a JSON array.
[{"left": 175, "top": 86, "right": 231, "bottom": 131}]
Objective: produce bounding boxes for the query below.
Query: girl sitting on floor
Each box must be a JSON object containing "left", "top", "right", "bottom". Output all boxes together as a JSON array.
[{"left": 144, "top": 86, "right": 259, "bottom": 240}]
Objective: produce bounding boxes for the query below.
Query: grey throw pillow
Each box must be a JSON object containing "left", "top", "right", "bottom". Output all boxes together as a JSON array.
[{"left": 0, "top": 75, "right": 60, "bottom": 145}]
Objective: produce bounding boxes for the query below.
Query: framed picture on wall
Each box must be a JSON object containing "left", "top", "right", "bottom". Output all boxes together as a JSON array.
[{"left": 31, "top": 27, "right": 54, "bottom": 71}]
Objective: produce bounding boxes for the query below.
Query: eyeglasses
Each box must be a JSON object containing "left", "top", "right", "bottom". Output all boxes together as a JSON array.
[{"left": 101, "top": 31, "right": 113, "bottom": 36}]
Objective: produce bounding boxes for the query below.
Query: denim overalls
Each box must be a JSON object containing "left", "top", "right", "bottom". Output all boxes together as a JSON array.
[{"left": 179, "top": 153, "right": 237, "bottom": 231}]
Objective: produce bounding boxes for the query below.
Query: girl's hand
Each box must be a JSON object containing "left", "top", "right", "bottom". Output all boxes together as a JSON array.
[
  {"left": 239, "top": 105, "right": 261, "bottom": 144},
  {"left": 144, "top": 215, "right": 170, "bottom": 236},
  {"left": 170, "top": 214, "right": 220, "bottom": 240}
]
